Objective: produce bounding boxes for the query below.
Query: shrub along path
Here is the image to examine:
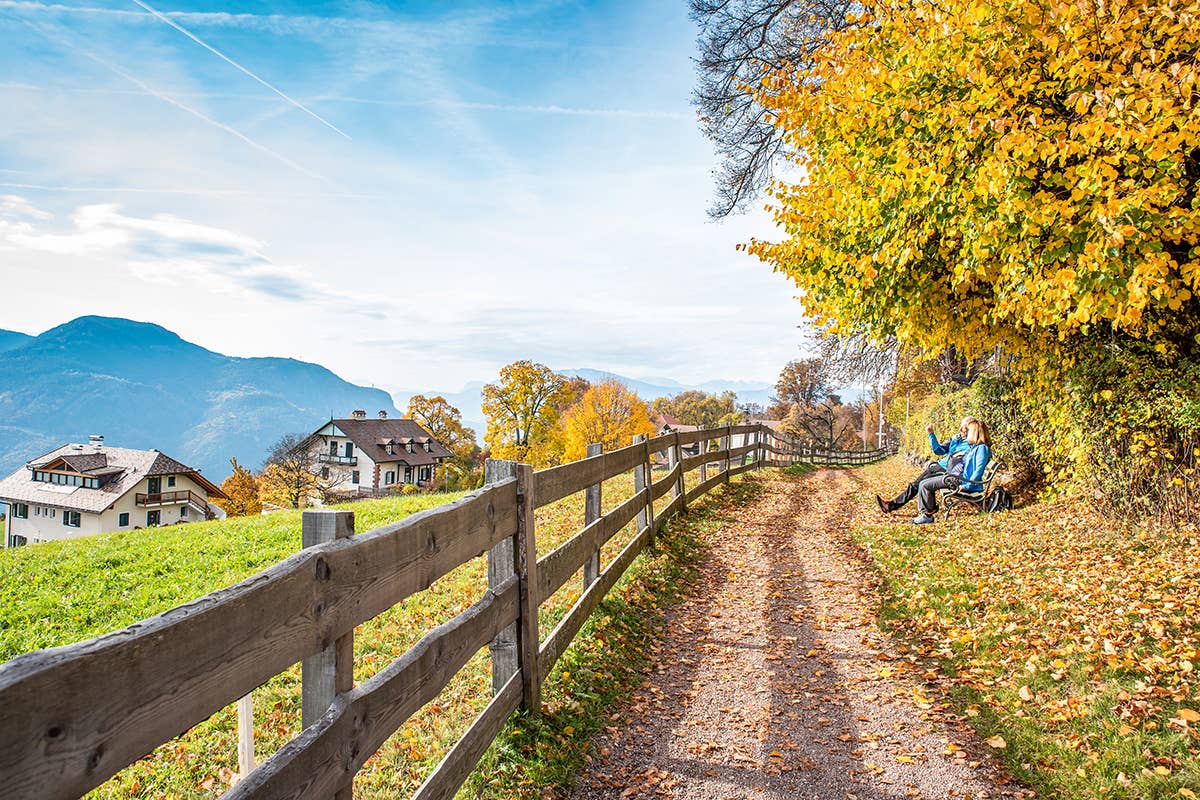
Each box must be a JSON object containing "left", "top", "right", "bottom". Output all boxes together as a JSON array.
[{"left": 567, "top": 468, "right": 1026, "bottom": 800}]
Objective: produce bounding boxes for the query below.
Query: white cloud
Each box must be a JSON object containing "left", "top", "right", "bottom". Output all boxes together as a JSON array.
[{"left": 0, "top": 198, "right": 386, "bottom": 316}]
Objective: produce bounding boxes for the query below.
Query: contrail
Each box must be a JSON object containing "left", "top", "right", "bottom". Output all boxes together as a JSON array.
[
  {"left": 18, "top": 17, "right": 327, "bottom": 180},
  {"left": 0, "top": 182, "right": 386, "bottom": 200},
  {"left": 127, "top": 0, "right": 351, "bottom": 140}
]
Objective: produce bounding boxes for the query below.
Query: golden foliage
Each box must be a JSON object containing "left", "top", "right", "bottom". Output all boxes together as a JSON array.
[
  {"left": 747, "top": 0, "right": 1200, "bottom": 358},
  {"left": 559, "top": 379, "right": 655, "bottom": 462},
  {"left": 482, "top": 360, "right": 574, "bottom": 468},
  {"left": 212, "top": 458, "right": 261, "bottom": 517}
]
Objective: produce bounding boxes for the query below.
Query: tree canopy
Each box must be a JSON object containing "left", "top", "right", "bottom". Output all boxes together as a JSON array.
[
  {"left": 482, "top": 360, "right": 575, "bottom": 467},
  {"left": 746, "top": 0, "right": 1200, "bottom": 359},
  {"left": 560, "top": 379, "right": 656, "bottom": 461}
]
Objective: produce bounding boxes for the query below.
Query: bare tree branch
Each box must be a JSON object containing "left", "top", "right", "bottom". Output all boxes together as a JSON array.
[{"left": 691, "top": 0, "right": 856, "bottom": 217}]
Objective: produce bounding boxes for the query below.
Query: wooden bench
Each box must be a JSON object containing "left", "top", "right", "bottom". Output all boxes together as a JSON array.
[{"left": 940, "top": 459, "right": 1004, "bottom": 519}]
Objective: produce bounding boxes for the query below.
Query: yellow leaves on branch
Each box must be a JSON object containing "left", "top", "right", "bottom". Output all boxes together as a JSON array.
[
  {"left": 559, "top": 379, "right": 655, "bottom": 462},
  {"left": 749, "top": 0, "right": 1200, "bottom": 358}
]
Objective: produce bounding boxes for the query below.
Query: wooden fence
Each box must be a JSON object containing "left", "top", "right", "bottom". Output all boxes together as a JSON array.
[{"left": 0, "top": 424, "right": 890, "bottom": 800}]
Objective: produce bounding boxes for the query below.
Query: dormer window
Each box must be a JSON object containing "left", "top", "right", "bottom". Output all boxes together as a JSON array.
[
  {"left": 387, "top": 442, "right": 396, "bottom": 455},
  {"left": 406, "top": 442, "right": 414, "bottom": 453},
  {"left": 424, "top": 441, "right": 432, "bottom": 453}
]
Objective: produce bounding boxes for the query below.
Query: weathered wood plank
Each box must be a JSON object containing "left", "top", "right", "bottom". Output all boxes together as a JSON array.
[
  {"left": 538, "top": 523, "right": 652, "bottom": 680},
  {"left": 0, "top": 482, "right": 517, "bottom": 800},
  {"left": 536, "top": 489, "right": 645, "bottom": 602},
  {"left": 532, "top": 443, "right": 643, "bottom": 508},
  {"left": 411, "top": 674, "right": 522, "bottom": 800},
  {"left": 728, "top": 423, "right": 759, "bottom": 437},
  {"left": 225, "top": 577, "right": 521, "bottom": 800},
  {"left": 681, "top": 448, "right": 727, "bottom": 473},
  {"left": 649, "top": 463, "right": 680, "bottom": 503},
  {"left": 728, "top": 461, "right": 756, "bottom": 478},
  {"left": 653, "top": 494, "right": 684, "bottom": 531},
  {"left": 727, "top": 443, "right": 756, "bottom": 460},
  {"left": 583, "top": 443, "right": 602, "bottom": 589},
  {"left": 513, "top": 464, "right": 540, "bottom": 711},
  {"left": 486, "top": 462, "right": 520, "bottom": 696},
  {"left": 646, "top": 433, "right": 675, "bottom": 453},
  {"left": 685, "top": 471, "right": 726, "bottom": 505},
  {"left": 675, "top": 427, "right": 721, "bottom": 447}
]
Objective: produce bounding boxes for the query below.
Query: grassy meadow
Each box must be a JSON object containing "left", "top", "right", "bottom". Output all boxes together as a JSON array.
[
  {"left": 854, "top": 458, "right": 1200, "bottom": 798},
  {"left": 1, "top": 462, "right": 748, "bottom": 799}
]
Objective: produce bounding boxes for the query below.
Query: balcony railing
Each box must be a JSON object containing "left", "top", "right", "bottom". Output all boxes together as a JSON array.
[
  {"left": 136, "top": 490, "right": 204, "bottom": 508},
  {"left": 318, "top": 453, "right": 357, "bottom": 466}
]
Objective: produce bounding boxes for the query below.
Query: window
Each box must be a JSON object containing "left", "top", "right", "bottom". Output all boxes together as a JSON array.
[
  {"left": 351, "top": 470, "right": 360, "bottom": 484},
  {"left": 167, "top": 476, "right": 176, "bottom": 488},
  {"left": 62, "top": 511, "right": 80, "bottom": 528},
  {"left": 7, "top": 533, "right": 27, "bottom": 548},
  {"left": 424, "top": 441, "right": 432, "bottom": 452},
  {"left": 320, "top": 467, "right": 329, "bottom": 479},
  {"left": 180, "top": 506, "right": 188, "bottom": 519},
  {"left": 11, "top": 503, "right": 27, "bottom": 519},
  {"left": 147, "top": 510, "right": 160, "bottom": 526},
  {"left": 344, "top": 442, "right": 353, "bottom": 458},
  {"left": 118, "top": 512, "right": 129, "bottom": 527},
  {"left": 34, "top": 506, "right": 40, "bottom": 516},
  {"left": 50, "top": 509, "right": 55, "bottom": 518},
  {"left": 385, "top": 471, "right": 395, "bottom": 485}
]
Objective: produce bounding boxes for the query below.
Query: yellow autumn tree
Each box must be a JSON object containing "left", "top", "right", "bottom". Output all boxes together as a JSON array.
[
  {"left": 559, "top": 379, "right": 656, "bottom": 462},
  {"left": 481, "top": 360, "right": 575, "bottom": 467},
  {"left": 212, "top": 458, "right": 261, "bottom": 517},
  {"left": 743, "top": 0, "right": 1200, "bottom": 515}
]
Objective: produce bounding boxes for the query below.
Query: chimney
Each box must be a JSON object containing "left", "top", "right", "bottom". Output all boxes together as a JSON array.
[
  {"left": 89, "top": 434, "right": 105, "bottom": 449},
  {"left": 351, "top": 410, "right": 367, "bottom": 420},
  {"left": 378, "top": 410, "right": 388, "bottom": 419}
]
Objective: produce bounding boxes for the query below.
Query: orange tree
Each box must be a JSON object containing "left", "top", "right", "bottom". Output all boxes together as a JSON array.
[
  {"left": 745, "top": 0, "right": 1200, "bottom": 515},
  {"left": 559, "top": 379, "right": 656, "bottom": 462}
]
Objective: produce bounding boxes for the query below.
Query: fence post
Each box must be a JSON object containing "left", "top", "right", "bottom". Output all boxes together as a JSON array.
[
  {"left": 722, "top": 426, "right": 731, "bottom": 479},
  {"left": 699, "top": 426, "right": 708, "bottom": 485},
  {"left": 236, "top": 694, "right": 254, "bottom": 780},
  {"left": 634, "top": 434, "right": 654, "bottom": 546},
  {"left": 583, "top": 442, "right": 602, "bottom": 589},
  {"left": 301, "top": 509, "right": 355, "bottom": 800},
  {"left": 513, "top": 463, "right": 541, "bottom": 711},
  {"left": 671, "top": 430, "right": 686, "bottom": 512},
  {"left": 485, "top": 459, "right": 520, "bottom": 696}
]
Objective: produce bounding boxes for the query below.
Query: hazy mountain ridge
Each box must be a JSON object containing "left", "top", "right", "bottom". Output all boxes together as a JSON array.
[
  {"left": 0, "top": 317, "right": 778, "bottom": 485},
  {"left": 0, "top": 317, "right": 398, "bottom": 482}
]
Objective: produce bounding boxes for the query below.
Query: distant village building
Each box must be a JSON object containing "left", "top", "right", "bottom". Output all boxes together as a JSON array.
[
  {"left": 299, "top": 410, "right": 452, "bottom": 495},
  {"left": 0, "top": 437, "right": 226, "bottom": 548}
]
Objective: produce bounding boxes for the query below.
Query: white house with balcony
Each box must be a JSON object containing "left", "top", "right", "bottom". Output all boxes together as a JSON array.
[
  {"left": 0, "top": 438, "right": 226, "bottom": 548},
  {"left": 300, "top": 410, "right": 452, "bottom": 494}
]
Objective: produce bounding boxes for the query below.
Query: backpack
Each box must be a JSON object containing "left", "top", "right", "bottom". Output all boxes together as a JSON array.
[{"left": 984, "top": 486, "right": 1013, "bottom": 513}]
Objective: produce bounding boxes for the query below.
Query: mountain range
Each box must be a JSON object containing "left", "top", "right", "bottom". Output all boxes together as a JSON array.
[
  {"left": 0, "top": 317, "right": 398, "bottom": 483},
  {"left": 0, "top": 317, "right": 776, "bottom": 484}
]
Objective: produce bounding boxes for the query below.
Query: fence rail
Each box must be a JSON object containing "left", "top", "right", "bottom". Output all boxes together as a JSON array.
[{"left": 0, "top": 424, "right": 891, "bottom": 800}]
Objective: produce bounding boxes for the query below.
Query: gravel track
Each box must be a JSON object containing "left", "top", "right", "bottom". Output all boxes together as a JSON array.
[{"left": 567, "top": 469, "right": 1027, "bottom": 800}]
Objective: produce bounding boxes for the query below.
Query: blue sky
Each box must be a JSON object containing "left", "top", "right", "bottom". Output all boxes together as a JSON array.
[{"left": 0, "top": 0, "right": 809, "bottom": 396}]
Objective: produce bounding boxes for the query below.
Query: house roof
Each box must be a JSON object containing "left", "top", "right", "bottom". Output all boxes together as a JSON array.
[
  {"left": 317, "top": 417, "right": 453, "bottom": 466},
  {"left": 0, "top": 444, "right": 225, "bottom": 513}
]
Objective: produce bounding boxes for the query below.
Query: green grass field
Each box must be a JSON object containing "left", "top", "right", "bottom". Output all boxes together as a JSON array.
[
  {"left": 0, "top": 464, "right": 747, "bottom": 799},
  {"left": 854, "top": 458, "right": 1200, "bottom": 798}
]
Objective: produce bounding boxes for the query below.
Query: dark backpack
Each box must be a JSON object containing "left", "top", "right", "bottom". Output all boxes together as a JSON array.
[{"left": 985, "top": 486, "right": 1013, "bottom": 513}]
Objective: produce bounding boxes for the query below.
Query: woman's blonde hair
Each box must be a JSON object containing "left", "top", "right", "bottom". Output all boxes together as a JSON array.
[{"left": 965, "top": 419, "right": 990, "bottom": 446}]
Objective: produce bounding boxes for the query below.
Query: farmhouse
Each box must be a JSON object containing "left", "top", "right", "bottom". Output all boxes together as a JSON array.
[
  {"left": 0, "top": 437, "right": 226, "bottom": 548},
  {"left": 300, "top": 410, "right": 451, "bottom": 494}
]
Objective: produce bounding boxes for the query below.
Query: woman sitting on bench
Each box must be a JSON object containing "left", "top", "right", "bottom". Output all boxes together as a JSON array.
[{"left": 909, "top": 419, "right": 991, "bottom": 525}]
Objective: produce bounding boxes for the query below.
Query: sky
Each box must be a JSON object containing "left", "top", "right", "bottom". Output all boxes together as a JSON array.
[{"left": 0, "top": 0, "right": 811, "bottom": 397}]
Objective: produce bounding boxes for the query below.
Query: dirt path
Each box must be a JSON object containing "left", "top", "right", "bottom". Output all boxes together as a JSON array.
[{"left": 568, "top": 469, "right": 1026, "bottom": 800}]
